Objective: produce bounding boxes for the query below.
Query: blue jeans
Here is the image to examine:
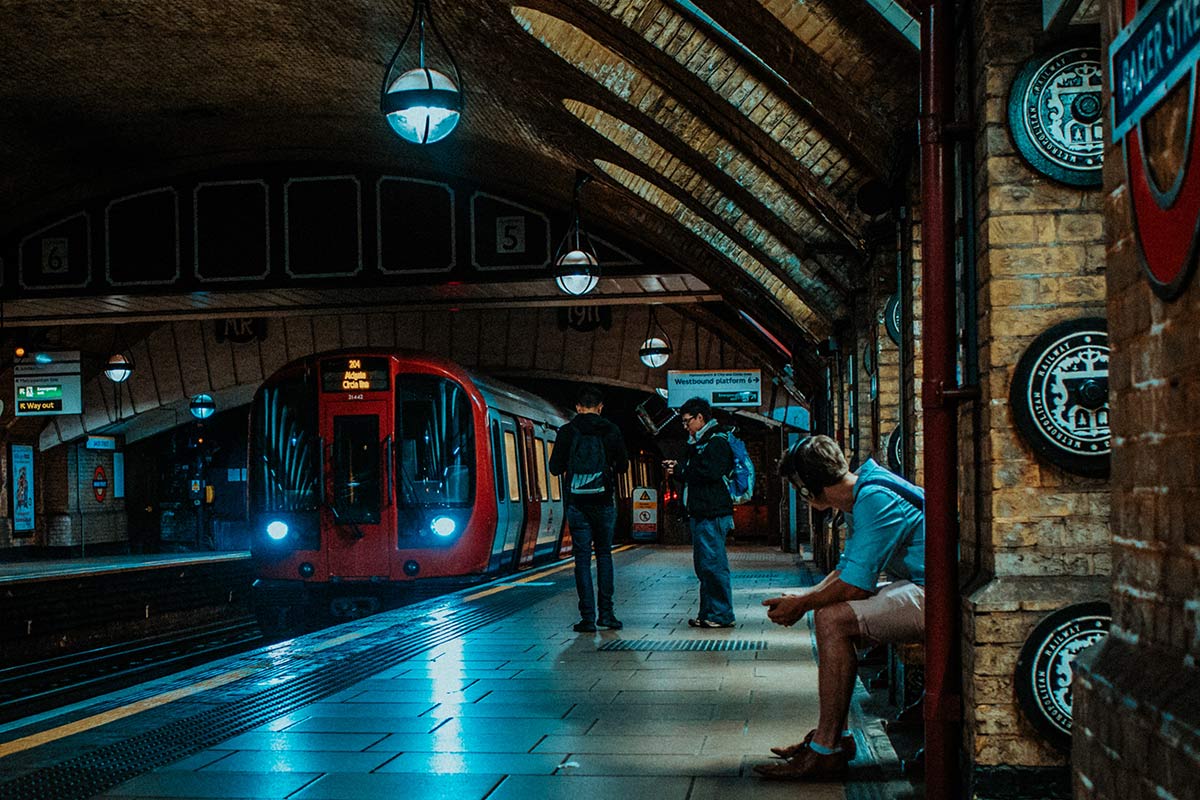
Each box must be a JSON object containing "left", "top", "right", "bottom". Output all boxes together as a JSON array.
[
  {"left": 690, "top": 515, "right": 734, "bottom": 624},
  {"left": 567, "top": 503, "right": 617, "bottom": 621}
]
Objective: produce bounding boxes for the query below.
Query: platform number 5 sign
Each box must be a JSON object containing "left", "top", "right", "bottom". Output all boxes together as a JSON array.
[
  {"left": 496, "top": 216, "right": 526, "bottom": 254},
  {"left": 42, "top": 237, "right": 68, "bottom": 274}
]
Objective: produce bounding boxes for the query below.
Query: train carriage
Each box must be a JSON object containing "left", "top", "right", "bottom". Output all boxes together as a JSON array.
[{"left": 249, "top": 350, "right": 570, "bottom": 624}]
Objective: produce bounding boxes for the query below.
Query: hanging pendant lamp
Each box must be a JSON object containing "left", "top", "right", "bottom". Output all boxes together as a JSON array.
[
  {"left": 639, "top": 306, "right": 673, "bottom": 368},
  {"left": 554, "top": 171, "right": 601, "bottom": 296},
  {"left": 380, "top": 0, "right": 463, "bottom": 145}
]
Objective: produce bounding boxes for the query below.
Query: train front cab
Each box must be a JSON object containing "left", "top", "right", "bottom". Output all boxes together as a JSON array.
[{"left": 250, "top": 353, "right": 568, "bottom": 623}]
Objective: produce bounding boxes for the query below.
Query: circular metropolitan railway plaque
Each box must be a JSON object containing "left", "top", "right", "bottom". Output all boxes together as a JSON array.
[
  {"left": 1015, "top": 601, "right": 1111, "bottom": 753},
  {"left": 1008, "top": 45, "right": 1103, "bottom": 187},
  {"left": 1009, "top": 318, "right": 1109, "bottom": 477}
]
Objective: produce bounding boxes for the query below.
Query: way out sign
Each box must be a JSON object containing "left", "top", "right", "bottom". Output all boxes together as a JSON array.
[{"left": 631, "top": 487, "right": 657, "bottom": 542}]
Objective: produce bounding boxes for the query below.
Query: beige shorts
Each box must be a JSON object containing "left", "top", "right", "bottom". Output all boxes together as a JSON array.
[{"left": 846, "top": 580, "right": 925, "bottom": 644}]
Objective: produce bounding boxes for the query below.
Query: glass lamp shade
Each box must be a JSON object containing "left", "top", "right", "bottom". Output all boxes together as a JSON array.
[
  {"left": 383, "top": 68, "right": 461, "bottom": 144},
  {"left": 639, "top": 337, "right": 672, "bottom": 368},
  {"left": 104, "top": 354, "right": 133, "bottom": 383},
  {"left": 554, "top": 248, "right": 599, "bottom": 296},
  {"left": 189, "top": 393, "right": 216, "bottom": 420}
]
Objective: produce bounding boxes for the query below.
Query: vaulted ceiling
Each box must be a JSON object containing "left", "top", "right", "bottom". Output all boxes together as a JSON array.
[{"left": 0, "top": 0, "right": 919, "bottom": 381}]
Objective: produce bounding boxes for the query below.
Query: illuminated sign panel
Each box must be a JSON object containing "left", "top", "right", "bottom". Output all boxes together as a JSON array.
[
  {"left": 13, "top": 351, "right": 82, "bottom": 416},
  {"left": 321, "top": 357, "right": 390, "bottom": 393}
]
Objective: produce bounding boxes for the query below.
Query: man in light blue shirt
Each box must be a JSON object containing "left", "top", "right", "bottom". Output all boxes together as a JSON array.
[{"left": 756, "top": 435, "right": 925, "bottom": 782}]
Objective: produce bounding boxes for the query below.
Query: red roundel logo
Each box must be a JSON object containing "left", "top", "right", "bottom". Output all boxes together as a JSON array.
[
  {"left": 1110, "top": 0, "right": 1200, "bottom": 298},
  {"left": 92, "top": 465, "right": 108, "bottom": 503}
]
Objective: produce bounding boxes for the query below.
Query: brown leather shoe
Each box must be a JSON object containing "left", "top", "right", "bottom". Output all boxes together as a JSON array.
[
  {"left": 754, "top": 744, "right": 848, "bottom": 781},
  {"left": 770, "top": 729, "right": 857, "bottom": 761}
]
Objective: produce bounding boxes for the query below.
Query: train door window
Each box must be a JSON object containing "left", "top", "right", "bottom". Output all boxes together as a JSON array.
[
  {"left": 503, "top": 430, "right": 521, "bottom": 502},
  {"left": 492, "top": 420, "right": 506, "bottom": 503},
  {"left": 332, "top": 415, "right": 381, "bottom": 524},
  {"left": 395, "top": 376, "right": 474, "bottom": 507},
  {"left": 547, "top": 440, "right": 561, "bottom": 501},
  {"left": 533, "top": 438, "right": 549, "bottom": 501}
]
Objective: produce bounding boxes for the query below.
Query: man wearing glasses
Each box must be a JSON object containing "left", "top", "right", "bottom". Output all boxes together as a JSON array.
[
  {"left": 662, "top": 397, "right": 736, "bottom": 629},
  {"left": 756, "top": 434, "right": 925, "bottom": 781}
]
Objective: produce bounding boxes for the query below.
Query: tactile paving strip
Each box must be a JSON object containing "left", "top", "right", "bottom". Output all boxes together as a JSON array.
[
  {"left": 598, "top": 639, "right": 767, "bottom": 652},
  {"left": 0, "top": 590, "right": 546, "bottom": 800}
]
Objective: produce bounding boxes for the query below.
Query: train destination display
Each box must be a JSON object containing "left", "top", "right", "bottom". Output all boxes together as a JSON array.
[{"left": 321, "top": 357, "right": 390, "bottom": 393}]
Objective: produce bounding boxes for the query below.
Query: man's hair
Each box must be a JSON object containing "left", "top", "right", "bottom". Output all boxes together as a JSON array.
[
  {"left": 679, "top": 397, "right": 713, "bottom": 421},
  {"left": 778, "top": 434, "right": 848, "bottom": 490},
  {"left": 576, "top": 386, "right": 604, "bottom": 409}
]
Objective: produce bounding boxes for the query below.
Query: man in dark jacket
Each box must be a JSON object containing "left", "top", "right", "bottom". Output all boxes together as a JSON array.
[
  {"left": 664, "top": 397, "right": 735, "bottom": 628},
  {"left": 549, "top": 386, "right": 629, "bottom": 633}
]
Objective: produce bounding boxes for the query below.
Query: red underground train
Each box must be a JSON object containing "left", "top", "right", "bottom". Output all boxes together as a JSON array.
[{"left": 248, "top": 350, "right": 575, "bottom": 626}]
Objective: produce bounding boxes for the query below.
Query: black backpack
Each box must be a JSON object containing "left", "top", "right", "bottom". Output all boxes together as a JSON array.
[{"left": 569, "top": 429, "right": 609, "bottom": 495}]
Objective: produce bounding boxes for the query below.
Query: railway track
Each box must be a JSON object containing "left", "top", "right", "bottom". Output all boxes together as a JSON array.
[{"left": 0, "top": 616, "right": 263, "bottom": 724}]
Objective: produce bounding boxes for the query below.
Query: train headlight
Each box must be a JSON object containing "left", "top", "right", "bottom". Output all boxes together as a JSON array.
[
  {"left": 430, "top": 515, "right": 457, "bottom": 537},
  {"left": 266, "top": 520, "right": 289, "bottom": 540}
]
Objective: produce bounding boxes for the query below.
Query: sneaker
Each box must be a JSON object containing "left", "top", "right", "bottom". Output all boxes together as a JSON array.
[
  {"left": 754, "top": 744, "right": 848, "bottom": 781},
  {"left": 597, "top": 616, "right": 623, "bottom": 630},
  {"left": 699, "top": 619, "right": 735, "bottom": 628},
  {"left": 573, "top": 620, "right": 598, "bottom": 632},
  {"left": 771, "top": 730, "right": 857, "bottom": 761}
]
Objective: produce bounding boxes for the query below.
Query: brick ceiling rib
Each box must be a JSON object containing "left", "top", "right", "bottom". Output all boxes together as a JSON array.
[
  {"left": 681, "top": 0, "right": 901, "bottom": 175},
  {"left": 509, "top": 5, "right": 855, "bottom": 292},
  {"left": 543, "top": 0, "right": 869, "bottom": 249},
  {"left": 562, "top": 100, "right": 843, "bottom": 318},
  {"left": 593, "top": 159, "right": 828, "bottom": 339}
]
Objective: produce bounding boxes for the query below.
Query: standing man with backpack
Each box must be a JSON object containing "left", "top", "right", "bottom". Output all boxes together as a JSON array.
[
  {"left": 550, "top": 386, "right": 629, "bottom": 633},
  {"left": 663, "top": 397, "right": 737, "bottom": 629},
  {"left": 756, "top": 434, "right": 924, "bottom": 782}
]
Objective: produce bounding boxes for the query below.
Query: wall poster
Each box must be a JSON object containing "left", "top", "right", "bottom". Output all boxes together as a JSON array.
[{"left": 10, "top": 444, "right": 34, "bottom": 534}]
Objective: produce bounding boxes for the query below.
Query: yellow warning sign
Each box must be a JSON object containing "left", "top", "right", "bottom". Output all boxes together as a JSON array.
[{"left": 639, "top": 490, "right": 652, "bottom": 501}]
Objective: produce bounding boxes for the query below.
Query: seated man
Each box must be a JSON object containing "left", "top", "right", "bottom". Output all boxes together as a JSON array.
[{"left": 756, "top": 435, "right": 925, "bottom": 781}]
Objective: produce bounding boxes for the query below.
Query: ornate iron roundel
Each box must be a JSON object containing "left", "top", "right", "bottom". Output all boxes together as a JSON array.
[
  {"left": 1008, "top": 45, "right": 1103, "bottom": 187},
  {"left": 1015, "top": 601, "right": 1111, "bottom": 753},
  {"left": 884, "top": 293, "right": 902, "bottom": 346},
  {"left": 1009, "top": 318, "right": 1109, "bottom": 477},
  {"left": 886, "top": 426, "right": 902, "bottom": 474}
]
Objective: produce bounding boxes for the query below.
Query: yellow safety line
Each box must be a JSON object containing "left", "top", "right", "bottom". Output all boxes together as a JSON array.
[
  {"left": 0, "top": 667, "right": 259, "bottom": 759},
  {"left": 464, "top": 544, "right": 635, "bottom": 602}
]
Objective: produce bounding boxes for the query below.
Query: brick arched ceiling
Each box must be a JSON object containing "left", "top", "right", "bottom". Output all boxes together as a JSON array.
[{"left": 0, "top": 0, "right": 917, "bottom": 371}]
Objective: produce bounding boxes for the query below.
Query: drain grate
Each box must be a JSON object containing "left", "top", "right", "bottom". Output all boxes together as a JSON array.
[{"left": 598, "top": 639, "right": 767, "bottom": 652}]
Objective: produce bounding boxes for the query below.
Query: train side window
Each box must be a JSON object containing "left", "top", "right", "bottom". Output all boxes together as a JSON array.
[
  {"left": 533, "top": 438, "right": 549, "bottom": 501},
  {"left": 492, "top": 421, "right": 506, "bottom": 503},
  {"left": 547, "top": 440, "right": 561, "bottom": 501},
  {"left": 503, "top": 430, "right": 521, "bottom": 503}
]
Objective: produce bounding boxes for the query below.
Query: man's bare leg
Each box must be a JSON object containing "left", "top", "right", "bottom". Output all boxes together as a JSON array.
[{"left": 811, "top": 602, "right": 861, "bottom": 750}]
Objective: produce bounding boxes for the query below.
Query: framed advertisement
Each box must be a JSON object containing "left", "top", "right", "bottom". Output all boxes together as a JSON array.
[{"left": 10, "top": 444, "right": 35, "bottom": 534}]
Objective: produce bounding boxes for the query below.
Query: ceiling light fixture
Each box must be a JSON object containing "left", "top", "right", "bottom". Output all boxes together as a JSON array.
[
  {"left": 381, "top": 0, "right": 463, "bottom": 145},
  {"left": 554, "top": 171, "right": 601, "bottom": 296},
  {"left": 639, "top": 306, "right": 673, "bottom": 368}
]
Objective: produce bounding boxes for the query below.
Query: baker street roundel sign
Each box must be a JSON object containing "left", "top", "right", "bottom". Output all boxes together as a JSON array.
[
  {"left": 1009, "top": 318, "right": 1109, "bottom": 477},
  {"left": 1009, "top": 45, "right": 1103, "bottom": 187},
  {"left": 1015, "top": 602, "right": 1111, "bottom": 753},
  {"left": 1111, "top": 0, "right": 1200, "bottom": 299}
]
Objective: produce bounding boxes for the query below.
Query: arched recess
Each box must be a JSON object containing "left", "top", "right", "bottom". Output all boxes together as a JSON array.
[{"left": 39, "top": 305, "right": 801, "bottom": 450}]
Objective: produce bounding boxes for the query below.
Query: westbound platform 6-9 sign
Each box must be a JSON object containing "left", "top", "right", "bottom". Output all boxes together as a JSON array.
[{"left": 1111, "top": 0, "right": 1200, "bottom": 298}]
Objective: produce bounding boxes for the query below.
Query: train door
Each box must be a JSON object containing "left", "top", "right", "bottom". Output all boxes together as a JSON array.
[
  {"left": 496, "top": 416, "right": 525, "bottom": 566},
  {"left": 514, "top": 418, "right": 541, "bottom": 569},
  {"left": 321, "top": 398, "right": 394, "bottom": 578},
  {"left": 531, "top": 429, "right": 559, "bottom": 557},
  {"left": 547, "top": 433, "right": 573, "bottom": 558}
]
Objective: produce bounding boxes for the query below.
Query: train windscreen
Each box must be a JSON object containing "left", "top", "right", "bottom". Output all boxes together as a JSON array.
[
  {"left": 251, "top": 374, "right": 321, "bottom": 514},
  {"left": 395, "top": 375, "right": 474, "bottom": 507},
  {"left": 332, "top": 415, "right": 381, "bottom": 524}
]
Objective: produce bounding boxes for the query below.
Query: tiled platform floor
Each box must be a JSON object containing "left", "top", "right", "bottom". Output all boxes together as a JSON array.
[{"left": 96, "top": 546, "right": 918, "bottom": 799}]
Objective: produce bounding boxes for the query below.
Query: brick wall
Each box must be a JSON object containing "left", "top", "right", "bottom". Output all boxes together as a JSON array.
[
  {"left": 1072, "top": 1, "right": 1200, "bottom": 797},
  {"left": 963, "top": 0, "right": 1111, "bottom": 779}
]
